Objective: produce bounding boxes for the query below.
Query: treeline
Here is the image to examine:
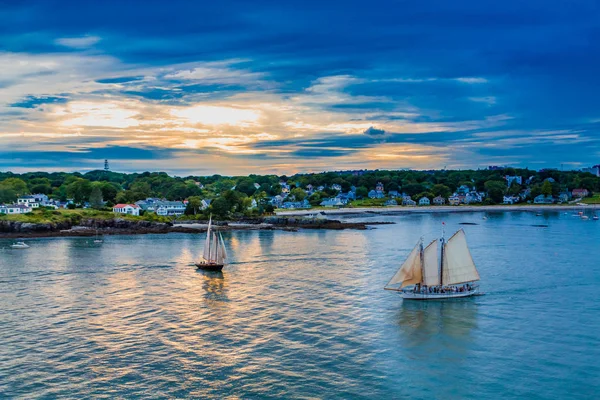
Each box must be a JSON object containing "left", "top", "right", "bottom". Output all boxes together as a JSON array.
[{"left": 0, "top": 167, "right": 599, "bottom": 213}]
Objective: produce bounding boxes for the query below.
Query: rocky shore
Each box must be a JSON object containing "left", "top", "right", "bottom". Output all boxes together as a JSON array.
[{"left": 0, "top": 216, "right": 390, "bottom": 238}]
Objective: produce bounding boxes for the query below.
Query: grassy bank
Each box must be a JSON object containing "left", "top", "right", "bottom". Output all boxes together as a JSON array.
[{"left": 0, "top": 208, "right": 171, "bottom": 224}]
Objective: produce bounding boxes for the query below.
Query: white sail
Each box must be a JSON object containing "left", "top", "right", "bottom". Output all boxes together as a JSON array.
[
  {"left": 218, "top": 232, "right": 228, "bottom": 262},
  {"left": 210, "top": 232, "right": 218, "bottom": 262},
  {"left": 386, "top": 242, "right": 422, "bottom": 288},
  {"left": 422, "top": 239, "right": 440, "bottom": 286},
  {"left": 442, "top": 229, "right": 480, "bottom": 285},
  {"left": 203, "top": 217, "right": 212, "bottom": 261}
]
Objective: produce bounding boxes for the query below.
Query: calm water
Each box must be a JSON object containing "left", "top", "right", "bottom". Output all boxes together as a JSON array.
[{"left": 1, "top": 211, "right": 599, "bottom": 399}]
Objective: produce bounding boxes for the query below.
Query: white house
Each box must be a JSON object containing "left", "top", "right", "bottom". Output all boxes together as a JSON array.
[
  {"left": 331, "top": 183, "right": 342, "bottom": 191},
  {"left": 419, "top": 197, "right": 430, "bottom": 206},
  {"left": 320, "top": 197, "right": 345, "bottom": 207},
  {"left": 154, "top": 201, "right": 186, "bottom": 216},
  {"left": 0, "top": 204, "right": 32, "bottom": 214},
  {"left": 17, "top": 195, "right": 40, "bottom": 208},
  {"left": 506, "top": 175, "right": 522, "bottom": 187},
  {"left": 113, "top": 204, "right": 140, "bottom": 216}
]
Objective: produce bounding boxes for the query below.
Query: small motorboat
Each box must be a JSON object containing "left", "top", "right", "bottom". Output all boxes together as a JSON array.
[
  {"left": 11, "top": 241, "right": 29, "bottom": 249},
  {"left": 593, "top": 215, "right": 599, "bottom": 221},
  {"left": 581, "top": 215, "right": 589, "bottom": 221}
]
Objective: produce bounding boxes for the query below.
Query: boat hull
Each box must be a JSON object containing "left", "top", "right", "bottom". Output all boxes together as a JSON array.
[
  {"left": 400, "top": 288, "right": 479, "bottom": 300},
  {"left": 195, "top": 262, "right": 224, "bottom": 271}
]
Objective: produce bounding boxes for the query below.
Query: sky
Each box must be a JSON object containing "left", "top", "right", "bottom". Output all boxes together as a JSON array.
[{"left": 2, "top": 0, "right": 600, "bottom": 175}]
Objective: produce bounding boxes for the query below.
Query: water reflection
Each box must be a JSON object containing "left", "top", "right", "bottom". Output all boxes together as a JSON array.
[
  {"left": 395, "top": 300, "right": 479, "bottom": 348},
  {"left": 196, "top": 270, "right": 228, "bottom": 306}
]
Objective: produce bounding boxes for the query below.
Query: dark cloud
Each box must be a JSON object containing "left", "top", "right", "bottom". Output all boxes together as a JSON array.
[{"left": 364, "top": 126, "right": 386, "bottom": 136}]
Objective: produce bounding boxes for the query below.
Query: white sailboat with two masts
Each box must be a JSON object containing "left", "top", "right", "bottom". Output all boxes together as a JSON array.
[
  {"left": 195, "top": 216, "right": 228, "bottom": 271},
  {"left": 384, "top": 228, "right": 481, "bottom": 300}
]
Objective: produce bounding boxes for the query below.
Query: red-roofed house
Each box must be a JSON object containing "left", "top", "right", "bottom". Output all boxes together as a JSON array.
[
  {"left": 113, "top": 204, "right": 140, "bottom": 216},
  {"left": 572, "top": 188, "right": 590, "bottom": 198}
]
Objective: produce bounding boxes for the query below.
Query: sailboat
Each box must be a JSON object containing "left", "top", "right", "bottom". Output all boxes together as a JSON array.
[
  {"left": 195, "top": 216, "right": 228, "bottom": 271},
  {"left": 384, "top": 229, "right": 481, "bottom": 300}
]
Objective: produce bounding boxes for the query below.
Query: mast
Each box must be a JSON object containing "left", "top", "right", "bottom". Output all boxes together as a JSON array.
[
  {"left": 419, "top": 237, "right": 424, "bottom": 285},
  {"left": 439, "top": 224, "right": 445, "bottom": 286}
]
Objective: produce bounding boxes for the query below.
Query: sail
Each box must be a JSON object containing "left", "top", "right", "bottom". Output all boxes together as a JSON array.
[
  {"left": 442, "top": 229, "right": 480, "bottom": 285},
  {"left": 422, "top": 239, "right": 440, "bottom": 286},
  {"left": 218, "top": 232, "right": 228, "bottom": 263},
  {"left": 386, "top": 242, "right": 422, "bottom": 288},
  {"left": 203, "top": 217, "right": 212, "bottom": 261},
  {"left": 210, "top": 232, "right": 218, "bottom": 262}
]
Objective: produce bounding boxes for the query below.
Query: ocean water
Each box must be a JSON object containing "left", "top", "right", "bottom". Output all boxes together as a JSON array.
[{"left": 1, "top": 211, "right": 599, "bottom": 399}]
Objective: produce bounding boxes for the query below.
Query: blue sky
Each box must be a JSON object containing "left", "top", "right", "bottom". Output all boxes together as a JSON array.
[{"left": 2, "top": 1, "right": 600, "bottom": 174}]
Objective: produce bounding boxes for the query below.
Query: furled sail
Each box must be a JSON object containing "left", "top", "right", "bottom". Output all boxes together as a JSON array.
[
  {"left": 203, "top": 217, "right": 212, "bottom": 261},
  {"left": 386, "top": 242, "right": 422, "bottom": 288},
  {"left": 442, "top": 229, "right": 480, "bottom": 285},
  {"left": 422, "top": 239, "right": 440, "bottom": 286}
]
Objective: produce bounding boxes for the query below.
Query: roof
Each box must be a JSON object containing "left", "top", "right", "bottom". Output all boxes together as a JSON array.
[{"left": 113, "top": 203, "right": 140, "bottom": 208}]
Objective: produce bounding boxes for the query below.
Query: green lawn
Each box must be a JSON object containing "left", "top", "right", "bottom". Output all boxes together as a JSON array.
[{"left": 581, "top": 194, "right": 600, "bottom": 204}]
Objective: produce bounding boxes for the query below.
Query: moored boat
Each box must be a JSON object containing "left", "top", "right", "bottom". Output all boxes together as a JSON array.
[
  {"left": 11, "top": 241, "right": 29, "bottom": 249},
  {"left": 384, "top": 228, "right": 481, "bottom": 300},
  {"left": 195, "top": 216, "right": 228, "bottom": 271}
]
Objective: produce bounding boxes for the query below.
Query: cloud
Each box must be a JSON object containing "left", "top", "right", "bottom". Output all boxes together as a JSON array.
[
  {"left": 55, "top": 36, "right": 101, "bottom": 48},
  {"left": 455, "top": 77, "right": 488, "bottom": 84},
  {"left": 364, "top": 126, "right": 386, "bottom": 136}
]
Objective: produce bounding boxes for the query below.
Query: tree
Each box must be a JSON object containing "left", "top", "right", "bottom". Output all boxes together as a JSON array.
[
  {"left": 210, "top": 197, "right": 231, "bottom": 218},
  {"left": 431, "top": 184, "right": 451, "bottom": 199},
  {"left": 290, "top": 188, "right": 307, "bottom": 201},
  {"left": 0, "top": 178, "right": 28, "bottom": 196},
  {"left": 541, "top": 180, "right": 553, "bottom": 196},
  {"left": 508, "top": 182, "right": 521, "bottom": 196},
  {"left": 0, "top": 186, "right": 16, "bottom": 203},
  {"left": 236, "top": 178, "right": 257, "bottom": 196},
  {"left": 402, "top": 183, "right": 425, "bottom": 197},
  {"left": 89, "top": 186, "right": 104, "bottom": 209},
  {"left": 356, "top": 186, "right": 368, "bottom": 199},
  {"left": 484, "top": 181, "right": 506, "bottom": 204},
  {"left": 185, "top": 196, "right": 202, "bottom": 215}
]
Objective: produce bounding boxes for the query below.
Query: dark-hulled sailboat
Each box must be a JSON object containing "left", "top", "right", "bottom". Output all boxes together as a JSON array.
[
  {"left": 384, "top": 229, "right": 481, "bottom": 299},
  {"left": 195, "top": 217, "right": 228, "bottom": 271}
]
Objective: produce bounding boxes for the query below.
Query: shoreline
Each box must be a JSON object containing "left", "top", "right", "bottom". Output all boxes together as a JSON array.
[
  {"left": 0, "top": 220, "right": 392, "bottom": 239},
  {"left": 275, "top": 204, "right": 600, "bottom": 217}
]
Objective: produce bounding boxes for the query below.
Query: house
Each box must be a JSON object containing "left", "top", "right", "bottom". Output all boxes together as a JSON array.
[
  {"left": 448, "top": 195, "right": 462, "bottom": 206},
  {"left": 503, "top": 196, "right": 519, "bottom": 204},
  {"left": 582, "top": 165, "right": 600, "bottom": 177},
  {"left": 350, "top": 186, "right": 357, "bottom": 193},
  {"left": 253, "top": 183, "right": 261, "bottom": 190},
  {"left": 375, "top": 182, "right": 384, "bottom": 192},
  {"left": 419, "top": 197, "right": 430, "bottom": 206},
  {"left": 281, "top": 199, "right": 311, "bottom": 209},
  {"left": 113, "top": 204, "right": 140, "bottom": 216},
  {"left": 402, "top": 195, "right": 416, "bottom": 206},
  {"left": 534, "top": 195, "right": 554, "bottom": 204},
  {"left": 317, "top": 185, "right": 325, "bottom": 191},
  {"left": 457, "top": 185, "right": 471, "bottom": 195},
  {"left": 306, "top": 184, "right": 314, "bottom": 193},
  {"left": 320, "top": 197, "right": 345, "bottom": 207},
  {"left": 270, "top": 195, "right": 284, "bottom": 207},
  {"left": 558, "top": 192, "right": 570, "bottom": 203},
  {"left": 368, "top": 190, "right": 385, "bottom": 199},
  {"left": 0, "top": 204, "right": 32, "bottom": 214},
  {"left": 249, "top": 199, "right": 258, "bottom": 209},
  {"left": 384, "top": 199, "right": 398, "bottom": 206},
  {"left": 433, "top": 196, "right": 445, "bottom": 205},
  {"left": 388, "top": 190, "right": 400, "bottom": 198},
  {"left": 17, "top": 195, "right": 40, "bottom": 209},
  {"left": 331, "top": 183, "right": 342, "bottom": 191},
  {"left": 544, "top": 177, "right": 556, "bottom": 183},
  {"left": 201, "top": 199, "right": 212, "bottom": 210},
  {"left": 506, "top": 176, "right": 523, "bottom": 187},
  {"left": 154, "top": 201, "right": 186, "bottom": 216},
  {"left": 572, "top": 188, "right": 590, "bottom": 198},
  {"left": 465, "top": 192, "right": 483, "bottom": 204}
]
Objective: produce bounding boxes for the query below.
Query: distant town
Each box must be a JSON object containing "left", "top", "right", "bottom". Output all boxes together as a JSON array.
[{"left": 1, "top": 162, "right": 600, "bottom": 219}]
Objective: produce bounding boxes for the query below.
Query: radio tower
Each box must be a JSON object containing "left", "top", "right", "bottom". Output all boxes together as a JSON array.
[{"left": 104, "top": 159, "right": 110, "bottom": 171}]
